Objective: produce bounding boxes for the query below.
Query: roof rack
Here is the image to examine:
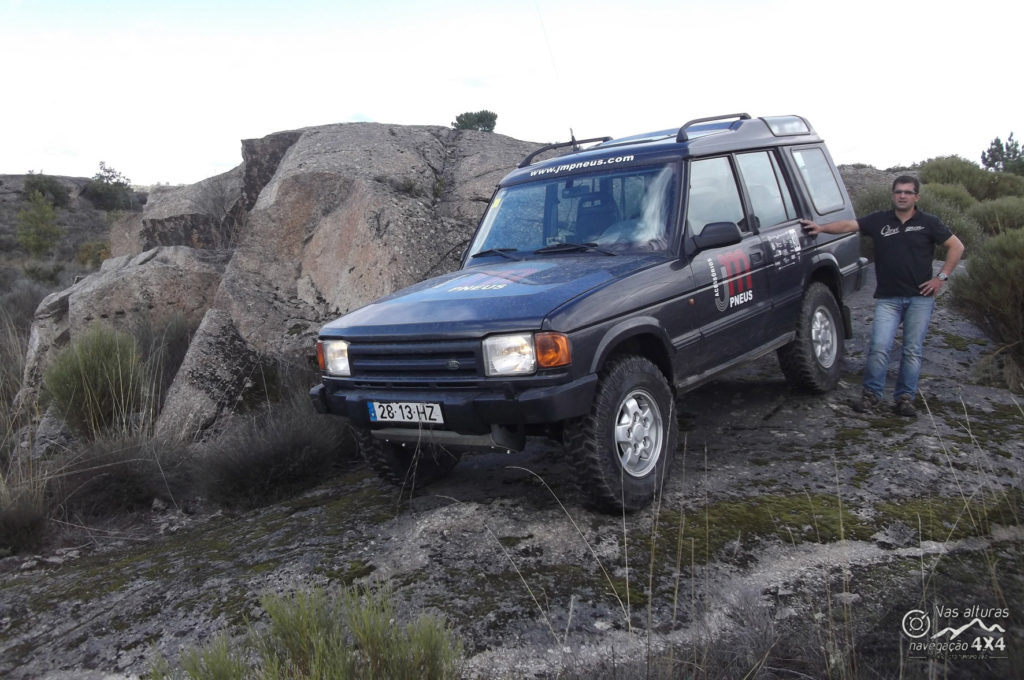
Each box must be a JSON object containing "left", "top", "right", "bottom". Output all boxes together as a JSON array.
[
  {"left": 518, "top": 135, "right": 613, "bottom": 168},
  {"left": 675, "top": 113, "right": 751, "bottom": 142}
]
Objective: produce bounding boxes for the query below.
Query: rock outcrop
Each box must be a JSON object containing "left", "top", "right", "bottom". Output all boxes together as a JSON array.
[{"left": 19, "top": 124, "right": 542, "bottom": 443}]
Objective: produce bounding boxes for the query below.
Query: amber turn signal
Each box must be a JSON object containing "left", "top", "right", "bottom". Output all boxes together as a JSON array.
[
  {"left": 535, "top": 332, "right": 571, "bottom": 368},
  {"left": 316, "top": 341, "right": 326, "bottom": 371}
]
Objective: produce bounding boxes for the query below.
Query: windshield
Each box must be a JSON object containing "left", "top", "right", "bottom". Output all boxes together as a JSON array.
[{"left": 467, "top": 163, "right": 677, "bottom": 258}]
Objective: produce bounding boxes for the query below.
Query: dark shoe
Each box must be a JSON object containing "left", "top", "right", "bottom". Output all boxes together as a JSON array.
[
  {"left": 851, "top": 390, "right": 880, "bottom": 413},
  {"left": 894, "top": 394, "right": 918, "bottom": 418}
]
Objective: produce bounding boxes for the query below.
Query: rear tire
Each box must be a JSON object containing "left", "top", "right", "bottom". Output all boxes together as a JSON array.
[
  {"left": 777, "top": 282, "right": 843, "bottom": 393},
  {"left": 354, "top": 429, "right": 462, "bottom": 492},
  {"left": 565, "top": 355, "right": 677, "bottom": 512}
]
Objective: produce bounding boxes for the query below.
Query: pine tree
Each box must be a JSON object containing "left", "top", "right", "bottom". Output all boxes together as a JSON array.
[{"left": 16, "top": 190, "right": 61, "bottom": 258}]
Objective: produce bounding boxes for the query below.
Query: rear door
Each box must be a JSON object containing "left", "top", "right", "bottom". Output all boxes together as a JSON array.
[
  {"left": 684, "top": 156, "right": 772, "bottom": 373},
  {"left": 735, "top": 149, "right": 805, "bottom": 337}
]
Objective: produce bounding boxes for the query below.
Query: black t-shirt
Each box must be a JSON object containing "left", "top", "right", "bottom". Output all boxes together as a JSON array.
[{"left": 858, "top": 209, "right": 953, "bottom": 298}]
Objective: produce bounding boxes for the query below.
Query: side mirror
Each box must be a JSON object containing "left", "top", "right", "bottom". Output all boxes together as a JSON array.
[{"left": 692, "top": 221, "right": 743, "bottom": 252}]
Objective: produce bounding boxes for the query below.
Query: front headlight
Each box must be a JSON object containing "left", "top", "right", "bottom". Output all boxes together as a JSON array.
[
  {"left": 483, "top": 333, "right": 536, "bottom": 376},
  {"left": 317, "top": 339, "right": 351, "bottom": 376}
]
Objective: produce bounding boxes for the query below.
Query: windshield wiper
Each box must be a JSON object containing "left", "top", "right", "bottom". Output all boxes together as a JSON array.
[
  {"left": 471, "top": 247, "right": 523, "bottom": 261},
  {"left": 534, "top": 241, "right": 616, "bottom": 256}
]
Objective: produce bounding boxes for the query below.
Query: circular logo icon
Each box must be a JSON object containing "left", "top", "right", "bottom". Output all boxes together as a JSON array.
[{"left": 902, "top": 609, "right": 931, "bottom": 638}]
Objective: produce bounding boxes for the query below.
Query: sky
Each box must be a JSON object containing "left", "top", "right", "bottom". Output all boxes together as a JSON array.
[{"left": 1, "top": 0, "right": 1021, "bottom": 187}]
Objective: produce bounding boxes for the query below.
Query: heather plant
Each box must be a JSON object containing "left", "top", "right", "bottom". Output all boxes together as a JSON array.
[
  {"left": 150, "top": 584, "right": 464, "bottom": 679},
  {"left": 196, "top": 391, "right": 356, "bottom": 509},
  {"left": 23, "top": 173, "right": 71, "bottom": 208},
  {"left": 966, "top": 195, "right": 1024, "bottom": 235},
  {"left": 918, "top": 155, "right": 1024, "bottom": 200},
  {"left": 920, "top": 182, "right": 977, "bottom": 212},
  {"left": 42, "top": 324, "right": 147, "bottom": 439},
  {"left": 951, "top": 228, "right": 1024, "bottom": 391}
]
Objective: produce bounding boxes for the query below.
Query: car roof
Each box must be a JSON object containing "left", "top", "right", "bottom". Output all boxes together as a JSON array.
[{"left": 501, "top": 114, "right": 823, "bottom": 186}]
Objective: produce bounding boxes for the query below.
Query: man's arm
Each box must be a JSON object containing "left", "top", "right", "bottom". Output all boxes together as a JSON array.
[
  {"left": 799, "top": 218, "right": 860, "bottom": 235},
  {"left": 919, "top": 235, "right": 965, "bottom": 296}
]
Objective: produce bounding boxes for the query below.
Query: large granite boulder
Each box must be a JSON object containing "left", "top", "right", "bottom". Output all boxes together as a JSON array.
[{"left": 156, "top": 124, "right": 540, "bottom": 438}]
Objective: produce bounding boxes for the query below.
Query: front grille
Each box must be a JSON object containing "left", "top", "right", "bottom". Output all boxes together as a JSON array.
[{"left": 348, "top": 339, "right": 481, "bottom": 382}]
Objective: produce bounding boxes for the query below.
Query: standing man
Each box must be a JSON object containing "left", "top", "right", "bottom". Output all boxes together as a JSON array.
[{"left": 801, "top": 176, "right": 964, "bottom": 417}]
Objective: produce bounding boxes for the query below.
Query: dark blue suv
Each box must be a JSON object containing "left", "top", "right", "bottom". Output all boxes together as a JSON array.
[{"left": 310, "top": 113, "right": 867, "bottom": 511}]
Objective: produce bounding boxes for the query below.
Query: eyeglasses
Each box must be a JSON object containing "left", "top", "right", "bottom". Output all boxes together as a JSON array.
[{"left": 892, "top": 190, "right": 918, "bottom": 196}]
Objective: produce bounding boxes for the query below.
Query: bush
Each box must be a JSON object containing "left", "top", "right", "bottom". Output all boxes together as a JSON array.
[
  {"left": 48, "top": 435, "right": 186, "bottom": 519},
  {"left": 43, "top": 325, "right": 146, "bottom": 438},
  {"left": 75, "top": 241, "right": 110, "bottom": 268},
  {"left": 0, "top": 460, "right": 48, "bottom": 556},
  {"left": 197, "top": 395, "right": 356, "bottom": 509},
  {"left": 81, "top": 162, "right": 138, "bottom": 211},
  {"left": 151, "top": 584, "right": 464, "bottom": 680},
  {"left": 921, "top": 182, "right": 977, "bottom": 212},
  {"left": 918, "top": 189, "right": 984, "bottom": 259},
  {"left": 23, "top": 173, "right": 70, "bottom": 208},
  {"left": 918, "top": 156, "right": 1024, "bottom": 200},
  {"left": 16, "top": 190, "right": 62, "bottom": 258},
  {"left": 951, "top": 228, "right": 1024, "bottom": 391},
  {"left": 966, "top": 196, "right": 1024, "bottom": 235}
]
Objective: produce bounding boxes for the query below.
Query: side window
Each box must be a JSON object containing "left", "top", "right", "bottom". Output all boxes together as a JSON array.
[
  {"left": 687, "top": 157, "right": 745, "bottom": 236},
  {"left": 736, "top": 151, "right": 796, "bottom": 229},
  {"left": 791, "top": 147, "right": 844, "bottom": 214}
]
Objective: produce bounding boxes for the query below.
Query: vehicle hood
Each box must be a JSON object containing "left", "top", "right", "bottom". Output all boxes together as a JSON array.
[{"left": 320, "top": 255, "right": 664, "bottom": 339}]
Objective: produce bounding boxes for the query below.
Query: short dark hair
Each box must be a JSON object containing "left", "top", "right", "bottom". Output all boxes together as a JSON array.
[{"left": 892, "top": 175, "right": 920, "bottom": 194}]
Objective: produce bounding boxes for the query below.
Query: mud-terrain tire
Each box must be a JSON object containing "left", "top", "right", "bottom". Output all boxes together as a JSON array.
[
  {"left": 777, "top": 281, "right": 843, "bottom": 393},
  {"left": 354, "top": 429, "right": 462, "bottom": 491},
  {"left": 565, "top": 355, "right": 677, "bottom": 512}
]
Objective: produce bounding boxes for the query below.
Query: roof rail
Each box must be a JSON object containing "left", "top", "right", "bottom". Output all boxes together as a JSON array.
[
  {"left": 518, "top": 136, "right": 613, "bottom": 168},
  {"left": 676, "top": 113, "right": 751, "bottom": 142}
]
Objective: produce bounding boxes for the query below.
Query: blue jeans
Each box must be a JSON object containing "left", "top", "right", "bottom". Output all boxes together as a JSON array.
[{"left": 863, "top": 296, "right": 935, "bottom": 401}]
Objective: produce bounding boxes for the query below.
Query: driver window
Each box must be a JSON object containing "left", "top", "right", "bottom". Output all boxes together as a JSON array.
[{"left": 687, "top": 157, "right": 744, "bottom": 236}]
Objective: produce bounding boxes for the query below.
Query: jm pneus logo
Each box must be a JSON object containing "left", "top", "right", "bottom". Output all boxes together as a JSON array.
[{"left": 707, "top": 249, "right": 754, "bottom": 312}]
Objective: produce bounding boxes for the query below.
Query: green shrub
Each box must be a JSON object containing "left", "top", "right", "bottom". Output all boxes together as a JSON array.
[
  {"left": 23, "top": 173, "right": 70, "bottom": 208},
  {"left": 197, "top": 395, "right": 356, "bottom": 509},
  {"left": 75, "top": 241, "right": 110, "bottom": 268},
  {"left": 918, "top": 156, "right": 1024, "bottom": 200},
  {"left": 852, "top": 184, "right": 893, "bottom": 216},
  {"left": 951, "top": 229, "right": 1024, "bottom": 391},
  {"left": 152, "top": 584, "right": 464, "bottom": 679},
  {"left": 918, "top": 190, "right": 984, "bottom": 259},
  {"left": 966, "top": 196, "right": 1024, "bottom": 235},
  {"left": 921, "top": 182, "right": 977, "bottom": 212},
  {"left": 16, "top": 190, "right": 62, "bottom": 258},
  {"left": 81, "top": 162, "right": 138, "bottom": 211},
  {"left": 43, "top": 325, "right": 146, "bottom": 438}
]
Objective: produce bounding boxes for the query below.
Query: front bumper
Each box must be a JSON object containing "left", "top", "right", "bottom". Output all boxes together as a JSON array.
[{"left": 309, "top": 373, "right": 598, "bottom": 435}]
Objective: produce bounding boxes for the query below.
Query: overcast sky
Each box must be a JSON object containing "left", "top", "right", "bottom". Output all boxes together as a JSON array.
[{"left": 2, "top": 0, "right": 1021, "bottom": 186}]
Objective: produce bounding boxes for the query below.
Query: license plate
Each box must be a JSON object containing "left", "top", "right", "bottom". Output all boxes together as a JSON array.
[{"left": 368, "top": 401, "right": 444, "bottom": 424}]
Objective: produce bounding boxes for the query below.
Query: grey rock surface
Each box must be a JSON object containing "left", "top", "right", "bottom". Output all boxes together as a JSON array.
[{"left": 2, "top": 269, "right": 1021, "bottom": 680}]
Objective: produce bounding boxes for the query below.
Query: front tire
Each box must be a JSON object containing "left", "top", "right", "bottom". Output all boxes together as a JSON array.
[
  {"left": 777, "top": 281, "right": 843, "bottom": 393},
  {"left": 565, "top": 355, "right": 677, "bottom": 512},
  {"left": 354, "top": 429, "right": 462, "bottom": 493}
]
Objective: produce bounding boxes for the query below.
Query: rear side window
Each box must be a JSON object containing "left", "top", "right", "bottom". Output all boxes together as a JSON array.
[
  {"left": 791, "top": 147, "right": 844, "bottom": 215},
  {"left": 736, "top": 151, "right": 796, "bottom": 229}
]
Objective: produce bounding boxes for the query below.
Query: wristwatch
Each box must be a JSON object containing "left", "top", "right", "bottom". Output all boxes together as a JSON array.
[{"left": 937, "top": 272, "right": 949, "bottom": 281}]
